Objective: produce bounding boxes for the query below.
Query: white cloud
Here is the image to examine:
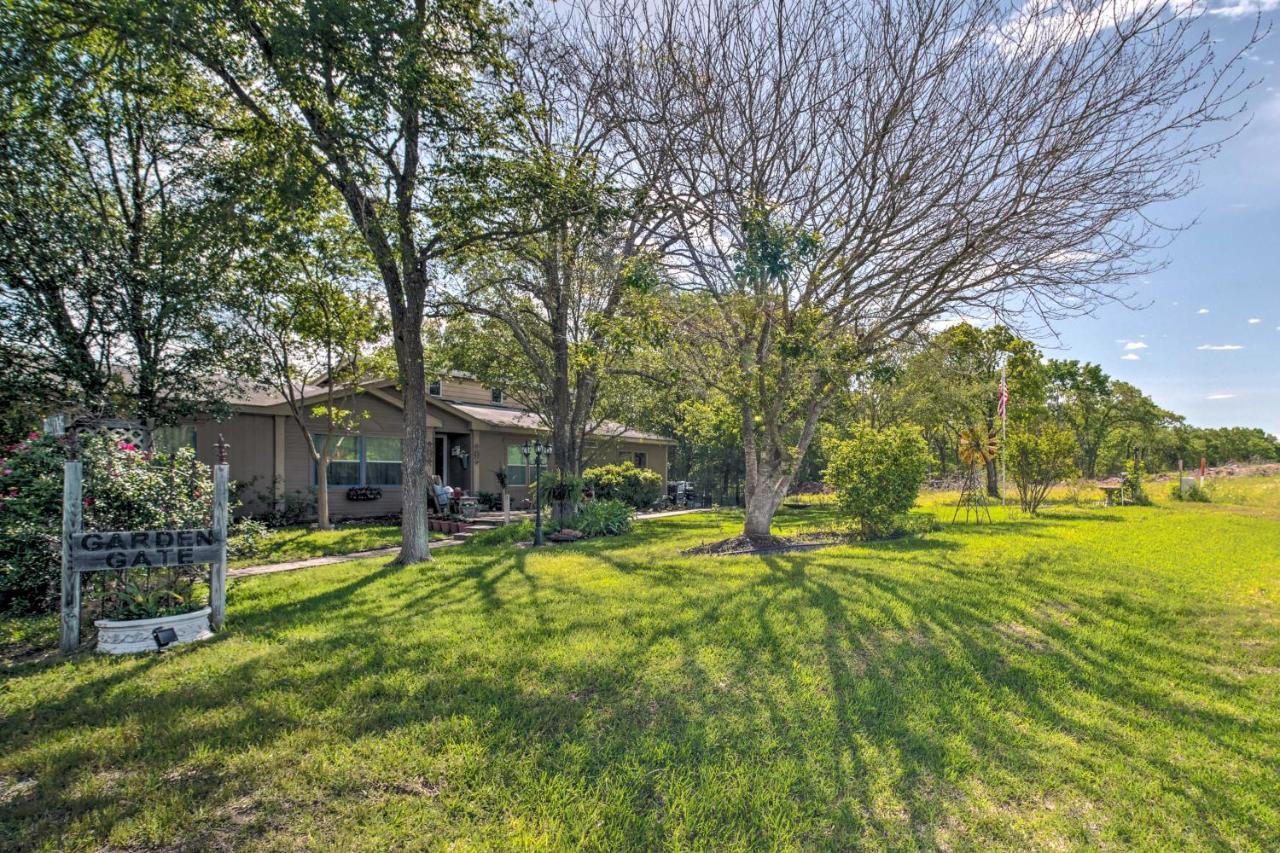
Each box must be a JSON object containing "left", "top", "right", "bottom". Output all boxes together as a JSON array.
[
  {"left": 1206, "top": 393, "right": 1237, "bottom": 400},
  {"left": 1123, "top": 341, "right": 1148, "bottom": 350},
  {"left": 1207, "top": 0, "right": 1280, "bottom": 17},
  {"left": 1197, "top": 344, "right": 1245, "bottom": 351},
  {"left": 1248, "top": 318, "right": 1262, "bottom": 324},
  {"left": 1121, "top": 353, "right": 1141, "bottom": 361},
  {"left": 1197, "top": 308, "right": 1210, "bottom": 315}
]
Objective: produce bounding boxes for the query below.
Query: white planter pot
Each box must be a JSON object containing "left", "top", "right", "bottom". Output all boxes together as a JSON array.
[{"left": 94, "top": 607, "right": 213, "bottom": 655}]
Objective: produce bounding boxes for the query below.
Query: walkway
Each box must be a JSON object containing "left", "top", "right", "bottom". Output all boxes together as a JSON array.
[{"left": 228, "top": 506, "right": 715, "bottom": 579}]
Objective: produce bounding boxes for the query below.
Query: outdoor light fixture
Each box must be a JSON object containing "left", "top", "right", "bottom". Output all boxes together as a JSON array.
[
  {"left": 519, "top": 440, "right": 553, "bottom": 546},
  {"left": 152, "top": 626, "right": 178, "bottom": 649}
]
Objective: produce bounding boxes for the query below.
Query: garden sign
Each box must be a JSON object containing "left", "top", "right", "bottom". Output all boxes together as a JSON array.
[{"left": 59, "top": 436, "right": 230, "bottom": 652}]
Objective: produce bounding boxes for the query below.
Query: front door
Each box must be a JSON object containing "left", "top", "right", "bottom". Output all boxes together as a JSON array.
[{"left": 434, "top": 434, "right": 447, "bottom": 485}]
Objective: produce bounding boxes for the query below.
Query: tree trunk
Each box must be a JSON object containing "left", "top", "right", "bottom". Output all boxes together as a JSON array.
[
  {"left": 985, "top": 457, "right": 1000, "bottom": 498},
  {"left": 316, "top": 457, "right": 331, "bottom": 530},
  {"left": 397, "top": 332, "right": 432, "bottom": 563},
  {"left": 743, "top": 473, "right": 789, "bottom": 537}
]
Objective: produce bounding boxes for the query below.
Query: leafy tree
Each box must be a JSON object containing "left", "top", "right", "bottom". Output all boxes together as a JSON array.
[
  {"left": 0, "top": 23, "right": 242, "bottom": 423},
  {"left": 899, "top": 324, "right": 1047, "bottom": 495},
  {"left": 823, "top": 423, "right": 929, "bottom": 539},
  {"left": 1047, "top": 361, "right": 1173, "bottom": 478},
  {"left": 439, "top": 17, "right": 670, "bottom": 508},
  {"left": 70, "top": 0, "right": 537, "bottom": 561},
  {"left": 230, "top": 209, "right": 390, "bottom": 530},
  {"left": 1006, "top": 426, "right": 1078, "bottom": 515}
]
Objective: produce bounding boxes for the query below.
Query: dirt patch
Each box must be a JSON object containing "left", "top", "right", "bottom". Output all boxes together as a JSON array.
[{"left": 682, "top": 532, "right": 850, "bottom": 557}]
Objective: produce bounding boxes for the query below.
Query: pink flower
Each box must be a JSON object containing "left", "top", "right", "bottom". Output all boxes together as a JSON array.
[
  {"left": 117, "top": 441, "right": 137, "bottom": 452},
  {"left": 26, "top": 431, "right": 38, "bottom": 440}
]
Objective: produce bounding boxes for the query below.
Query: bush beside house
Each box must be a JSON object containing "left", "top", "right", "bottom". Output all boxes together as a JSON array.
[
  {"left": 583, "top": 462, "right": 664, "bottom": 510},
  {"left": 823, "top": 423, "right": 929, "bottom": 539}
]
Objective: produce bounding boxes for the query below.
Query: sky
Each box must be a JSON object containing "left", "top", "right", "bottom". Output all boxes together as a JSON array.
[{"left": 1047, "top": 4, "right": 1280, "bottom": 436}]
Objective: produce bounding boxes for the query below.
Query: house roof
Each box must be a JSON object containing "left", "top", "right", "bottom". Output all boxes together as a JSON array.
[
  {"left": 448, "top": 402, "right": 675, "bottom": 444},
  {"left": 225, "top": 380, "right": 675, "bottom": 445}
]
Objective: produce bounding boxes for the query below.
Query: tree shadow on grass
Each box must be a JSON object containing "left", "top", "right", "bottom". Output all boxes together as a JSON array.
[{"left": 2, "top": 526, "right": 1276, "bottom": 849}]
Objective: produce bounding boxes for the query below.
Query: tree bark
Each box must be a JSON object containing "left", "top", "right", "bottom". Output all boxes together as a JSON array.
[
  {"left": 397, "top": 330, "right": 433, "bottom": 563},
  {"left": 316, "top": 461, "right": 331, "bottom": 530}
]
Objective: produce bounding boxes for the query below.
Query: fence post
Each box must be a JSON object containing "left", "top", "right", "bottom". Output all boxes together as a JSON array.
[
  {"left": 210, "top": 436, "right": 229, "bottom": 631},
  {"left": 59, "top": 458, "right": 83, "bottom": 653}
]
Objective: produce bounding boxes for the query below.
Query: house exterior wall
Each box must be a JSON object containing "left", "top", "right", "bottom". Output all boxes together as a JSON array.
[
  {"left": 189, "top": 413, "right": 276, "bottom": 516},
  {"left": 472, "top": 429, "right": 672, "bottom": 505},
  {"left": 187, "top": 384, "right": 672, "bottom": 520},
  {"left": 435, "top": 377, "right": 500, "bottom": 406},
  {"left": 283, "top": 393, "right": 408, "bottom": 521}
]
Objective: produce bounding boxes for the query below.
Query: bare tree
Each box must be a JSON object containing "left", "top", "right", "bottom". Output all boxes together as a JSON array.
[
  {"left": 571, "top": 0, "right": 1258, "bottom": 538},
  {"left": 440, "top": 13, "right": 670, "bottom": 517}
]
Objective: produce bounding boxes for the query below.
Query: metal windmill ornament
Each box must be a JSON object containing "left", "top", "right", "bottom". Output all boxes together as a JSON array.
[{"left": 954, "top": 426, "right": 997, "bottom": 523}]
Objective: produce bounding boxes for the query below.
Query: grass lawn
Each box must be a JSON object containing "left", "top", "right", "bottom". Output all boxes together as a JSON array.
[
  {"left": 2, "top": 483, "right": 1279, "bottom": 849},
  {"left": 230, "top": 522, "right": 434, "bottom": 569}
]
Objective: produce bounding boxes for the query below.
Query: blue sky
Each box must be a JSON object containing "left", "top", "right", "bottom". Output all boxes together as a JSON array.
[{"left": 1049, "top": 5, "right": 1280, "bottom": 436}]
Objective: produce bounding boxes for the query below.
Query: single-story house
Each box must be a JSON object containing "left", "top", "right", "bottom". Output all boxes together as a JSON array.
[{"left": 159, "top": 374, "right": 675, "bottom": 520}]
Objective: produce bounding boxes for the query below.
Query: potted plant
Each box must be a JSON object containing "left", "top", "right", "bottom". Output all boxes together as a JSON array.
[
  {"left": 76, "top": 434, "right": 217, "bottom": 654},
  {"left": 93, "top": 568, "right": 213, "bottom": 654}
]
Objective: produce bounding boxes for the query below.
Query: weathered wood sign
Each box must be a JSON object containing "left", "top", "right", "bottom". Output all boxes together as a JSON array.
[
  {"left": 59, "top": 434, "right": 230, "bottom": 652},
  {"left": 70, "top": 528, "right": 222, "bottom": 571}
]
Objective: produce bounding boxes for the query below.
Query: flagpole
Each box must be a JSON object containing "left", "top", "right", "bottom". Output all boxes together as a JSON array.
[{"left": 1000, "top": 361, "right": 1008, "bottom": 509}]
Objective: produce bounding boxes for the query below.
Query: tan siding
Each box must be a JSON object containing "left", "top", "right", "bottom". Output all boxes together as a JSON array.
[
  {"left": 190, "top": 414, "right": 276, "bottom": 515},
  {"left": 437, "top": 377, "right": 500, "bottom": 405},
  {"left": 424, "top": 399, "right": 472, "bottom": 433}
]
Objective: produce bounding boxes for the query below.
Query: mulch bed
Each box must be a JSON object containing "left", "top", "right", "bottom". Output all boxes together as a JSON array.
[{"left": 682, "top": 531, "right": 852, "bottom": 557}]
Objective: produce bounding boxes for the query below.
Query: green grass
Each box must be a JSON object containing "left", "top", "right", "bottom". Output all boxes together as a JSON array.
[
  {"left": 2, "top": 481, "right": 1279, "bottom": 849},
  {"left": 230, "top": 523, "right": 429, "bottom": 568}
]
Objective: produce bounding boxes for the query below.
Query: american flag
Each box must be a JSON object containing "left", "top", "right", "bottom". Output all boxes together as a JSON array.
[{"left": 997, "top": 370, "right": 1009, "bottom": 421}]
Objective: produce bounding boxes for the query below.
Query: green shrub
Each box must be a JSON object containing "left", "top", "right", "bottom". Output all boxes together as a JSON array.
[
  {"left": 228, "top": 517, "right": 270, "bottom": 559},
  {"left": 823, "top": 423, "right": 929, "bottom": 538},
  {"left": 0, "top": 433, "right": 66, "bottom": 614},
  {"left": 1169, "top": 481, "right": 1210, "bottom": 502},
  {"left": 533, "top": 471, "right": 586, "bottom": 517},
  {"left": 1123, "top": 458, "right": 1151, "bottom": 506},
  {"left": 583, "top": 462, "right": 664, "bottom": 510},
  {"left": 569, "top": 499, "right": 633, "bottom": 537},
  {"left": 0, "top": 433, "right": 217, "bottom": 616},
  {"left": 1006, "top": 426, "right": 1078, "bottom": 515}
]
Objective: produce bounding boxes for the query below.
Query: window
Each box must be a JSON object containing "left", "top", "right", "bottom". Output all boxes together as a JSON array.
[
  {"left": 490, "top": 388, "right": 503, "bottom": 404},
  {"left": 505, "top": 445, "right": 527, "bottom": 486},
  {"left": 318, "top": 434, "right": 360, "bottom": 485},
  {"left": 365, "top": 436, "right": 403, "bottom": 486},
  {"left": 504, "top": 444, "right": 552, "bottom": 486},
  {"left": 633, "top": 452, "right": 647, "bottom": 469},
  {"left": 153, "top": 425, "right": 196, "bottom": 454},
  {"left": 314, "top": 435, "right": 404, "bottom": 487},
  {"left": 428, "top": 379, "right": 442, "bottom": 396}
]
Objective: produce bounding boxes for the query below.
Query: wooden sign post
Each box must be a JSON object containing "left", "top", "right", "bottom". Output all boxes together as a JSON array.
[{"left": 59, "top": 437, "right": 230, "bottom": 653}]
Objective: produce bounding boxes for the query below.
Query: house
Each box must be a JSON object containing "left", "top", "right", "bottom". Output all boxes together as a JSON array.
[{"left": 160, "top": 374, "right": 675, "bottom": 520}]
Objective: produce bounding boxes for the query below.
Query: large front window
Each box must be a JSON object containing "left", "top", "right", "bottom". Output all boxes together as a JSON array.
[
  {"left": 505, "top": 444, "right": 552, "bottom": 487},
  {"left": 505, "top": 445, "right": 528, "bottom": 486},
  {"left": 365, "top": 436, "right": 403, "bottom": 486},
  {"left": 314, "top": 434, "right": 402, "bottom": 487}
]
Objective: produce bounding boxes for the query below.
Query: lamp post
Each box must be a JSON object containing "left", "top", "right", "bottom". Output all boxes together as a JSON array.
[{"left": 519, "top": 439, "right": 552, "bottom": 546}]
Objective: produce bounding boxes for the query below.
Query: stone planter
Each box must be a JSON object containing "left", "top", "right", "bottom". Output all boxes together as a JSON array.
[{"left": 94, "top": 607, "right": 213, "bottom": 655}]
